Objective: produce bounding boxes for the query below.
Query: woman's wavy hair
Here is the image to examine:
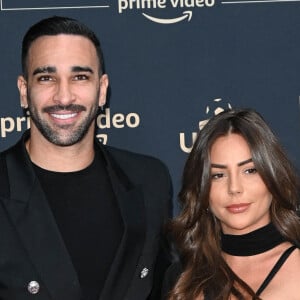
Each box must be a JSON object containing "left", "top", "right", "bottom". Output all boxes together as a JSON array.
[{"left": 168, "top": 108, "right": 300, "bottom": 300}]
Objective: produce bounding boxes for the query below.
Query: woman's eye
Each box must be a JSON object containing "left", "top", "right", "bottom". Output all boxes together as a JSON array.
[
  {"left": 245, "top": 168, "right": 257, "bottom": 174},
  {"left": 211, "top": 173, "right": 224, "bottom": 180}
]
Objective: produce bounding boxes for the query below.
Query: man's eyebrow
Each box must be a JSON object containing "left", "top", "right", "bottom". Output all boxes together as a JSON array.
[
  {"left": 71, "top": 66, "right": 94, "bottom": 74},
  {"left": 32, "top": 66, "right": 94, "bottom": 76},
  {"left": 211, "top": 158, "right": 253, "bottom": 169},
  {"left": 33, "top": 66, "right": 56, "bottom": 76}
]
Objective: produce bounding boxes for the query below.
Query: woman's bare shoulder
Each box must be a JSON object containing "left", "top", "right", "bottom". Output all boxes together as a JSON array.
[{"left": 261, "top": 246, "right": 300, "bottom": 300}]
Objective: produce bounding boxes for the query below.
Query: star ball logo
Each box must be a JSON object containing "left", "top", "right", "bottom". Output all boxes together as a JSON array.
[
  {"left": 118, "top": 0, "right": 215, "bottom": 24},
  {"left": 179, "top": 98, "right": 232, "bottom": 153}
]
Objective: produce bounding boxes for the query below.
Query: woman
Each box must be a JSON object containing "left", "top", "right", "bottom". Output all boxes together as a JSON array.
[{"left": 164, "top": 108, "right": 300, "bottom": 300}]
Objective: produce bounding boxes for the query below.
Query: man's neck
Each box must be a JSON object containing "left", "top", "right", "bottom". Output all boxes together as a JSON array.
[{"left": 26, "top": 131, "right": 95, "bottom": 172}]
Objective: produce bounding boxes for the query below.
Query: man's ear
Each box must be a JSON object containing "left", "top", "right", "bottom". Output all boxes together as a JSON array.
[
  {"left": 17, "top": 76, "right": 28, "bottom": 109},
  {"left": 98, "top": 74, "right": 109, "bottom": 107}
]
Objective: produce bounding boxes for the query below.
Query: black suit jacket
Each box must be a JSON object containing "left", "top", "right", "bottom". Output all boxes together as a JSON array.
[{"left": 0, "top": 131, "right": 172, "bottom": 300}]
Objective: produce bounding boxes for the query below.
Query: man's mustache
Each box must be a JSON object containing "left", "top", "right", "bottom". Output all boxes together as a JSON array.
[{"left": 43, "top": 105, "right": 86, "bottom": 113}]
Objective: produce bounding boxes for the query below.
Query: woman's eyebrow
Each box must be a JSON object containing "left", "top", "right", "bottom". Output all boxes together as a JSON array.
[{"left": 211, "top": 158, "right": 253, "bottom": 169}]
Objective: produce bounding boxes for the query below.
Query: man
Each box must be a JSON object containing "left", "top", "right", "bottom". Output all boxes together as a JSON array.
[{"left": 0, "top": 16, "right": 172, "bottom": 300}]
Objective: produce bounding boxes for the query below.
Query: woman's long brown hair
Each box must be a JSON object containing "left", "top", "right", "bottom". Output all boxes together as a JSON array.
[{"left": 168, "top": 108, "right": 300, "bottom": 300}]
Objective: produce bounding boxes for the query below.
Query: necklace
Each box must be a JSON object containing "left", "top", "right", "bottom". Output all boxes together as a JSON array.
[{"left": 221, "top": 223, "right": 285, "bottom": 256}]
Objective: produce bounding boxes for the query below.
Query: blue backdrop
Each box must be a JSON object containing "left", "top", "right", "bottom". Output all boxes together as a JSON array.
[{"left": 0, "top": 0, "right": 299, "bottom": 212}]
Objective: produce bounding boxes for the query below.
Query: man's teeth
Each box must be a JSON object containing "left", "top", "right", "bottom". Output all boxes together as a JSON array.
[{"left": 51, "top": 113, "right": 77, "bottom": 119}]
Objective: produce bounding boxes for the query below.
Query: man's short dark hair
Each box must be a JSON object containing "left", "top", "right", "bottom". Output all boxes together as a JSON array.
[{"left": 21, "top": 16, "right": 105, "bottom": 78}]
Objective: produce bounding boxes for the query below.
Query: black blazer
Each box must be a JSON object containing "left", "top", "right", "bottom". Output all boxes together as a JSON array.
[
  {"left": 161, "top": 261, "right": 182, "bottom": 300},
  {"left": 0, "top": 131, "right": 172, "bottom": 300}
]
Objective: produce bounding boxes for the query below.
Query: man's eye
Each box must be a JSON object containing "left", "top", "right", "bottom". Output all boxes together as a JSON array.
[
  {"left": 245, "top": 168, "right": 257, "bottom": 174},
  {"left": 74, "top": 74, "right": 88, "bottom": 80},
  {"left": 38, "top": 76, "right": 52, "bottom": 81}
]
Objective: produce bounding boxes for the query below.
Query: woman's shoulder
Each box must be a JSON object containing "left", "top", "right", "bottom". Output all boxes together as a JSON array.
[
  {"left": 284, "top": 245, "right": 300, "bottom": 268},
  {"left": 262, "top": 245, "right": 300, "bottom": 299}
]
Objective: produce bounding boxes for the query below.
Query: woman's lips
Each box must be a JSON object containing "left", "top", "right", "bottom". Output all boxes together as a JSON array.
[{"left": 226, "top": 203, "right": 251, "bottom": 214}]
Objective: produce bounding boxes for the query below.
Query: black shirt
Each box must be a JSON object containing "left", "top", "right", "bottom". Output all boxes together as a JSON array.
[{"left": 33, "top": 149, "right": 124, "bottom": 300}]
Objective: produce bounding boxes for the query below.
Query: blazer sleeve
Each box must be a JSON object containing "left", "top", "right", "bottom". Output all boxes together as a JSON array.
[
  {"left": 161, "top": 261, "right": 183, "bottom": 300},
  {"left": 148, "top": 161, "right": 174, "bottom": 300}
]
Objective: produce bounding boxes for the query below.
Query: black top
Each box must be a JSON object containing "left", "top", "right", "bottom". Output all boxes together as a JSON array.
[
  {"left": 33, "top": 148, "right": 124, "bottom": 300},
  {"left": 162, "top": 246, "right": 298, "bottom": 299},
  {"left": 256, "top": 245, "right": 297, "bottom": 296}
]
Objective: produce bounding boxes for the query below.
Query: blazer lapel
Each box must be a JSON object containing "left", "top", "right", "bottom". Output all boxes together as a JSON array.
[
  {"left": 3, "top": 138, "right": 81, "bottom": 300},
  {"left": 99, "top": 146, "right": 146, "bottom": 300}
]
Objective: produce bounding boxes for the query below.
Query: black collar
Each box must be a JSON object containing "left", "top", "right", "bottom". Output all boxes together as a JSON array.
[{"left": 221, "top": 223, "right": 285, "bottom": 256}]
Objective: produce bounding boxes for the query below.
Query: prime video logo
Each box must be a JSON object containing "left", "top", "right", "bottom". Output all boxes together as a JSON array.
[{"left": 118, "top": 0, "right": 215, "bottom": 24}]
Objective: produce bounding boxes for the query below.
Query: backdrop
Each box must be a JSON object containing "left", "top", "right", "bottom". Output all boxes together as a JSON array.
[{"left": 0, "top": 0, "right": 299, "bottom": 213}]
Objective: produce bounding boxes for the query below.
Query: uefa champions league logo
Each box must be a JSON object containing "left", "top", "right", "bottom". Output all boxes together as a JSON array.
[
  {"left": 179, "top": 98, "right": 233, "bottom": 153},
  {"left": 199, "top": 98, "right": 232, "bottom": 130}
]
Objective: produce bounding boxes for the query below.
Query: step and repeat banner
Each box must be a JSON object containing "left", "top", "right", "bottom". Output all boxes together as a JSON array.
[{"left": 0, "top": 0, "right": 299, "bottom": 212}]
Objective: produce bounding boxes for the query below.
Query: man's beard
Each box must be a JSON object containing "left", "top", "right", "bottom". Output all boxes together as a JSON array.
[{"left": 27, "top": 97, "right": 99, "bottom": 147}]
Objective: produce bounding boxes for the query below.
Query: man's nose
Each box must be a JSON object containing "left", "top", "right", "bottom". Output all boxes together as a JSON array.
[{"left": 53, "top": 80, "right": 75, "bottom": 105}]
